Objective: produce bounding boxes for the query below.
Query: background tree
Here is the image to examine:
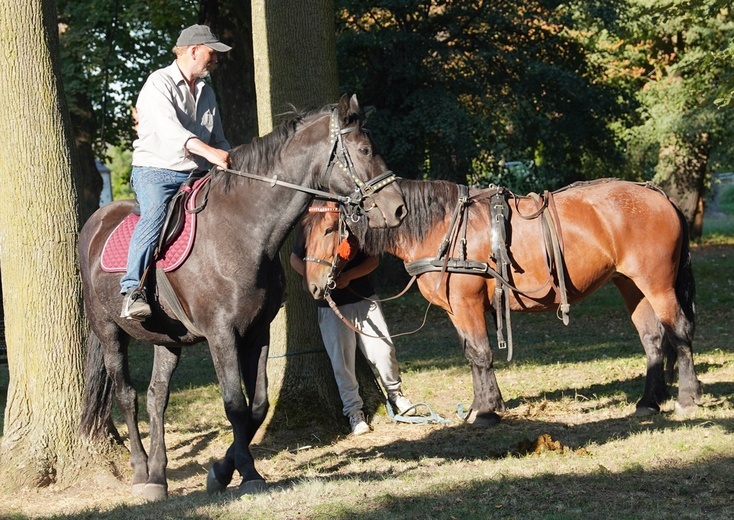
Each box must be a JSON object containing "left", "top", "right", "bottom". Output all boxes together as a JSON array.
[
  {"left": 576, "top": 0, "right": 734, "bottom": 238},
  {"left": 0, "top": 0, "right": 97, "bottom": 489},
  {"left": 251, "top": 0, "right": 384, "bottom": 433},
  {"left": 56, "top": 0, "right": 200, "bottom": 218},
  {"left": 335, "top": 0, "right": 626, "bottom": 190}
]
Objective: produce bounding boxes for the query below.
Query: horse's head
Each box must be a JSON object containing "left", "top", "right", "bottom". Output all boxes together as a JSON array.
[
  {"left": 322, "top": 94, "right": 406, "bottom": 228},
  {"left": 301, "top": 202, "right": 355, "bottom": 300}
]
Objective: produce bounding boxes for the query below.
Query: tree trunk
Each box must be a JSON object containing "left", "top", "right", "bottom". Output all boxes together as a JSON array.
[
  {"left": 202, "top": 0, "right": 259, "bottom": 146},
  {"left": 655, "top": 132, "right": 709, "bottom": 241},
  {"left": 0, "top": 0, "right": 95, "bottom": 489},
  {"left": 250, "top": 0, "right": 384, "bottom": 435}
]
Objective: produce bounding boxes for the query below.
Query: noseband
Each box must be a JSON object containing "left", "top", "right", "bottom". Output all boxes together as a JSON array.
[
  {"left": 303, "top": 205, "right": 351, "bottom": 293},
  {"left": 321, "top": 109, "right": 397, "bottom": 221}
]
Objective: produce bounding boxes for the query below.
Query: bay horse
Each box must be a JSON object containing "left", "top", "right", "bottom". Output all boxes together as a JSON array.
[
  {"left": 301, "top": 179, "right": 702, "bottom": 426},
  {"left": 78, "top": 95, "right": 406, "bottom": 501}
]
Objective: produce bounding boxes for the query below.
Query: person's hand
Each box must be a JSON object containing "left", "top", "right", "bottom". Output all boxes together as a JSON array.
[
  {"left": 209, "top": 148, "right": 230, "bottom": 170},
  {"left": 185, "top": 137, "right": 231, "bottom": 169},
  {"left": 335, "top": 272, "right": 352, "bottom": 289}
]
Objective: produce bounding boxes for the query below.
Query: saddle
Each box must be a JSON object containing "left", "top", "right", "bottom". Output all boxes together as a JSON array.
[{"left": 101, "top": 173, "right": 211, "bottom": 273}]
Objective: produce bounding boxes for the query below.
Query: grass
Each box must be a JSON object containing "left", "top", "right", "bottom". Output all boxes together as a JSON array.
[{"left": 1, "top": 216, "right": 733, "bottom": 519}]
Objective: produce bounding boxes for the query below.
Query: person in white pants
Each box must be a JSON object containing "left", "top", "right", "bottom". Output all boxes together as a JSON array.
[{"left": 291, "top": 235, "right": 414, "bottom": 435}]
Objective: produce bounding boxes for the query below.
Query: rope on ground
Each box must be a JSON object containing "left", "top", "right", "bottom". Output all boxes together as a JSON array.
[{"left": 386, "top": 400, "right": 451, "bottom": 425}]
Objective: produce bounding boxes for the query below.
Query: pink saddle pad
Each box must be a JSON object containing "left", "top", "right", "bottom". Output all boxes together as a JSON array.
[{"left": 100, "top": 176, "right": 209, "bottom": 273}]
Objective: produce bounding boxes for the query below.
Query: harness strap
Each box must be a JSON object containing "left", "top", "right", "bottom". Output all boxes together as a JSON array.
[
  {"left": 530, "top": 192, "right": 570, "bottom": 325},
  {"left": 155, "top": 267, "right": 205, "bottom": 338},
  {"left": 489, "top": 191, "right": 513, "bottom": 361}
]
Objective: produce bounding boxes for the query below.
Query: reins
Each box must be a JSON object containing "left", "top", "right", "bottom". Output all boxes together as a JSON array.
[{"left": 216, "top": 108, "right": 398, "bottom": 212}]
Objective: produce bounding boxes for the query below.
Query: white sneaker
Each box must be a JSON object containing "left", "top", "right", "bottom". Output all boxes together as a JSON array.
[
  {"left": 348, "top": 410, "right": 370, "bottom": 436},
  {"left": 388, "top": 391, "right": 416, "bottom": 416}
]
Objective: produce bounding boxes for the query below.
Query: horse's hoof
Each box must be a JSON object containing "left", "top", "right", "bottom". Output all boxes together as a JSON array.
[
  {"left": 469, "top": 411, "right": 502, "bottom": 427},
  {"left": 206, "top": 467, "right": 229, "bottom": 494},
  {"left": 674, "top": 400, "right": 698, "bottom": 415},
  {"left": 238, "top": 479, "right": 267, "bottom": 496},
  {"left": 131, "top": 483, "right": 146, "bottom": 496},
  {"left": 633, "top": 406, "right": 659, "bottom": 418},
  {"left": 143, "top": 483, "right": 168, "bottom": 502}
]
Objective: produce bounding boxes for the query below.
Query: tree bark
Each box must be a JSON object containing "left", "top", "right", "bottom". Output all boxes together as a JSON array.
[
  {"left": 250, "top": 0, "right": 384, "bottom": 435},
  {"left": 202, "top": 0, "right": 259, "bottom": 146},
  {"left": 0, "top": 0, "right": 95, "bottom": 489},
  {"left": 655, "top": 132, "right": 709, "bottom": 240}
]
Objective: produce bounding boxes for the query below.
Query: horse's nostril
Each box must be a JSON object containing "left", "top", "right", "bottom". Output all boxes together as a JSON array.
[
  {"left": 309, "top": 283, "right": 323, "bottom": 300},
  {"left": 395, "top": 204, "right": 407, "bottom": 222}
]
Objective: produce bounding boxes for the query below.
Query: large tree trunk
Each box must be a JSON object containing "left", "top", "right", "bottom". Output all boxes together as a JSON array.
[
  {"left": 250, "top": 0, "right": 384, "bottom": 435},
  {"left": 202, "top": 0, "right": 259, "bottom": 146},
  {"left": 655, "top": 132, "right": 709, "bottom": 240},
  {"left": 0, "top": 0, "right": 95, "bottom": 489}
]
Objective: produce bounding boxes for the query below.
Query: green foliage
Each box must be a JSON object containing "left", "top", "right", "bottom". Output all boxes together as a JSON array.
[
  {"left": 106, "top": 145, "right": 133, "bottom": 200},
  {"left": 585, "top": 0, "right": 734, "bottom": 184},
  {"left": 57, "top": 0, "right": 199, "bottom": 152},
  {"left": 719, "top": 184, "right": 734, "bottom": 215},
  {"left": 336, "top": 0, "right": 626, "bottom": 188}
]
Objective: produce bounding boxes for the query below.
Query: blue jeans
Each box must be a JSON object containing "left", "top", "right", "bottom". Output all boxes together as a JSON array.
[{"left": 120, "top": 167, "right": 191, "bottom": 294}]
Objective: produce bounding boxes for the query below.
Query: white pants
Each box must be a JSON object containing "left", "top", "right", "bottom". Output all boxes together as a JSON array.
[{"left": 318, "top": 296, "right": 402, "bottom": 417}]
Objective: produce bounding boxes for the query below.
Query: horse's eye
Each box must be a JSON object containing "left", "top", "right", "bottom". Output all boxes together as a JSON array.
[
  {"left": 358, "top": 146, "right": 371, "bottom": 156},
  {"left": 324, "top": 226, "right": 338, "bottom": 236}
]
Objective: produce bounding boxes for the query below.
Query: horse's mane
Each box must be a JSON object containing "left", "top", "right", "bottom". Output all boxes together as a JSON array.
[
  {"left": 218, "top": 104, "right": 337, "bottom": 189},
  {"left": 356, "top": 179, "right": 460, "bottom": 256}
]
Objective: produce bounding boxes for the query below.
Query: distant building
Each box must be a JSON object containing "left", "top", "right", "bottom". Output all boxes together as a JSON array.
[{"left": 96, "top": 158, "right": 113, "bottom": 206}]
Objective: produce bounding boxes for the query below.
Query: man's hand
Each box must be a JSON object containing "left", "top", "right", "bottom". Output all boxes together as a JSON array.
[{"left": 185, "top": 137, "right": 230, "bottom": 169}]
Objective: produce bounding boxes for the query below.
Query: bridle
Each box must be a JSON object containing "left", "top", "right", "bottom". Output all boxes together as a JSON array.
[
  {"left": 217, "top": 108, "right": 397, "bottom": 221},
  {"left": 303, "top": 205, "right": 353, "bottom": 293}
]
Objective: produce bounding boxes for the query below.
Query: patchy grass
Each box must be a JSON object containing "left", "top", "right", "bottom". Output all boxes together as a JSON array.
[{"left": 1, "top": 243, "right": 733, "bottom": 519}]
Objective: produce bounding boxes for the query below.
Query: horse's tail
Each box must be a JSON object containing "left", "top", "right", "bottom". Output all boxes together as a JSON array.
[
  {"left": 79, "top": 330, "right": 114, "bottom": 440},
  {"left": 664, "top": 204, "right": 697, "bottom": 382}
]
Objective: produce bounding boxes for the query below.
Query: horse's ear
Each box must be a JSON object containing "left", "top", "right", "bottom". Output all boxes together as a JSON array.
[{"left": 337, "top": 93, "right": 361, "bottom": 125}]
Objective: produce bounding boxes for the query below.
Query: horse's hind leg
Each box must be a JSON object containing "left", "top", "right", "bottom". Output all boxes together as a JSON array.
[
  {"left": 612, "top": 277, "right": 669, "bottom": 415},
  {"left": 143, "top": 344, "right": 182, "bottom": 501},
  {"left": 658, "top": 303, "right": 701, "bottom": 413},
  {"left": 99, "top": 329, "right": 149, "bottom": 494}
]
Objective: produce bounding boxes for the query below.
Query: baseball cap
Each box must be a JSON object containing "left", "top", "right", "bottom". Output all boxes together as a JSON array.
[{"left": 176, "top": 24, "right": 232, "bottom": 52}]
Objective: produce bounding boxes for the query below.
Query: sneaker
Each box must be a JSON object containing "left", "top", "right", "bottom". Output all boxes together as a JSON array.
[
  {"left": 388, "top": 391, "right": 416, "bottom": 416},
  {"left": 348, "top": 410, "right": 370, "bottom": 436},
  {"left": 121, "top": 289, "right": 152, "bottom": 321}
]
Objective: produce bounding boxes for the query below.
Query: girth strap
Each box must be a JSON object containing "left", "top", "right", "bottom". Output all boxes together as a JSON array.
[{"left": 155, "top": 268, "right": 205, "bottom": 338}]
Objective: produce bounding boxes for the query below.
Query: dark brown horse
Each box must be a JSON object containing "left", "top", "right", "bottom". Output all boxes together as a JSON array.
[
  {"left": 301, "top": 179, "right": 702, "bottom": 426},
  {"left": 78, "top": 95, "right": 406, "bottom": 500}
]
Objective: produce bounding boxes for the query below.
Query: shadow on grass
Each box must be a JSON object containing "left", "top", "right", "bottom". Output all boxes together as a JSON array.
[{"left": 43, "top": 409, "right": 734, "bottom": 520}]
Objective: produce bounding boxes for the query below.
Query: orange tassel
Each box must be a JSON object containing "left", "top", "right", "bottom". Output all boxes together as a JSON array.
[{"left": 337, "top": 238, "right": 352, "bottom": 260}]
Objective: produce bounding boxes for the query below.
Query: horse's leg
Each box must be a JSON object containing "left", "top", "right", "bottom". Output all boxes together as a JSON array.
[
  {"left": 205, "top": 335, "right": 266, "bottom": 496},
  {"left": 612, "top": 277, "right": 669, "bottom": 416},
  {"left": 239, "top": 332, "right": 270, "bottom": 493},
  {"left": 207, "top": 334, "right": 269, "bottom": 496},
  {"left": 449, "top": 308, "right": 506, "bottom": 426},
  {"left": 143, "top": 344, "right": 182, "bottom": 501},
  {"left": 644, "top": 293, "right": 701, "bottom": 413},
  {"left": 99, "top": 329, "right": 149, "bottom": 494},
  {"left": 241, "top": 332, "right": 270, "bottom": 445}
]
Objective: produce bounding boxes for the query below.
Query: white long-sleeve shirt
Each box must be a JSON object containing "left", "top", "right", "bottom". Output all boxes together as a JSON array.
[{"left": 132, "top": 61, "right": 230, "bottom": 172}]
